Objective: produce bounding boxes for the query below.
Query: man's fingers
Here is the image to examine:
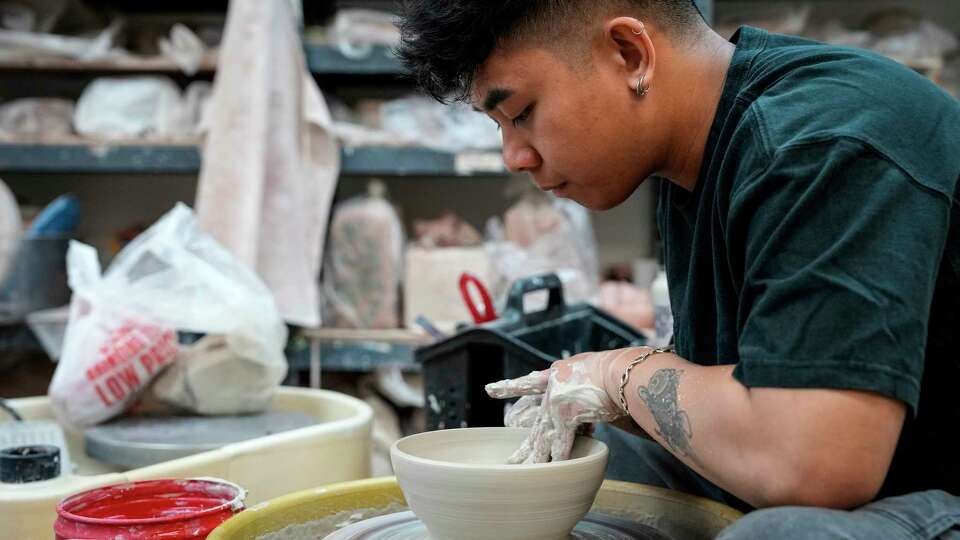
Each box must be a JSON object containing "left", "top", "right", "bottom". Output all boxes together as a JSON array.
[
  {"left": 550, "top": 426, "right": 576, "bottom": 462},
  {"left": 524, "top": 414, "right": 554, "bottom": 464},
  {"left": 485, "top": 370, "right": 549, "bottom": 399},
  {"left": 507, "top": 413, "right": 545, "bottom": 464},
  {"left": 507, "top": 434, "right": 534, "bottom": 464},
  {"left": 505, "top": 395, "right": 541, "bottom": 428}
]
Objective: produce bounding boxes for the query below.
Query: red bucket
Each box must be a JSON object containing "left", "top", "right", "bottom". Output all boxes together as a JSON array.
[{"left": 54, "top": 478, "right": 246, "bottom": 539}]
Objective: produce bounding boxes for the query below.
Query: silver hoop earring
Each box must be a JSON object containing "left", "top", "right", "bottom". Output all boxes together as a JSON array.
[
  {"left": 632, "top": 23, "right": 645, "bottom": 35},
  {"left": 636, "top": 73, "right": 649, "bottom": 97}
]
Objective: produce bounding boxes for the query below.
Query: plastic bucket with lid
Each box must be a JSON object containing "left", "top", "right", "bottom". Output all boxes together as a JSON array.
[{"left": 54, "top": 477, "right": 246, "bottom": 539}]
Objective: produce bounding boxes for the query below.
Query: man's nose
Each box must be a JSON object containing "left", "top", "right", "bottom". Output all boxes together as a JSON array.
[{"left": 502, "top": 133, "right": 542, "bottom": 173}]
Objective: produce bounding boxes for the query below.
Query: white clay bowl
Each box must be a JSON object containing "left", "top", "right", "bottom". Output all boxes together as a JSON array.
[{"left": 390, "top": 427, "right": 609, "bottom": 540}]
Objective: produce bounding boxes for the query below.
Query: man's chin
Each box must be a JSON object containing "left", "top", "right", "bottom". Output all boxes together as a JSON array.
[
  {"left": 540, "top": 181, "right": 627, "bottom": 211},
  {"left": 573, "top": 193, "right": 624, "bottom": 212}
]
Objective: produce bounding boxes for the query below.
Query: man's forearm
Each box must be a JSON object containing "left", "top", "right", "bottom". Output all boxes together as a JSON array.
[
  {"left": 599, "top": 347, "right": 902, "bottom": 509},
  {"left": 600, "top": 348, "right": 760, "bottom": 501}
]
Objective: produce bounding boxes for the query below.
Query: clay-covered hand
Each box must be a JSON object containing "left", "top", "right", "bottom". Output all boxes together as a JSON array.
[{"left": 485, "top": 350, "right": 628, "bottom": 464}]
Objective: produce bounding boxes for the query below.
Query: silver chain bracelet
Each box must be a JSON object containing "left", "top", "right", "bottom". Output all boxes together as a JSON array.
[{"left": 617, "top": 346, "right": 674, "bottom": 414}]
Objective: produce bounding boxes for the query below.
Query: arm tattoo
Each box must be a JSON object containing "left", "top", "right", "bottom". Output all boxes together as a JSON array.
[{"left": 637, "top": 368, "right": 699, "bottom": 465}]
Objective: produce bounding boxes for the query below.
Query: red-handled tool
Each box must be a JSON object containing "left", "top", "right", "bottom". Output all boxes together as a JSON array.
[{"left": 459, "top": 272, "right": 497, "bottom": 324}]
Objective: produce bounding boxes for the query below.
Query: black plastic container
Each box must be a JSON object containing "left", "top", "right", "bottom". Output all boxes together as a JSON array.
[
  {"left": 0, "top": 444, "right": 60, "bottom": 483},
  {"left": 416, "top": 273, "right": 647, "bottom": 430}
]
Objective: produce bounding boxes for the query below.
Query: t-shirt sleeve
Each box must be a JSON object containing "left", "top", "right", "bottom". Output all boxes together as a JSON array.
[{"left": 729, "top": 137, "right": 952, "bottom": 413}]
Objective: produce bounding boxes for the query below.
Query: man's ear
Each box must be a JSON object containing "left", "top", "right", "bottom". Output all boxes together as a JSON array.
[{"left": 603, "top": 16, "right": 657, "bottom": 95}]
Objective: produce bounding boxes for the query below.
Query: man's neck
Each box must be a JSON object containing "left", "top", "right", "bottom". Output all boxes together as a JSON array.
[{"left": 659, "top": 30, "right": 736, "bottom": 191}]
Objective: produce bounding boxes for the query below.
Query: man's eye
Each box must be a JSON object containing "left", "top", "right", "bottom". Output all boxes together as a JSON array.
[{"left": 511, "top": 105, "right": 533, "bottom": 128}]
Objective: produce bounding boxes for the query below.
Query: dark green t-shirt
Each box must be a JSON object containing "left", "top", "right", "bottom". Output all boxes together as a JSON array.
[{"left": 658, "top": 26, "right": 960, "bottom": 501}]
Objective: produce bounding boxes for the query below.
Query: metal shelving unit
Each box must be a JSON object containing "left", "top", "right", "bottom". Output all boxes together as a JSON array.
[
  {"left": 0, "top": 42, "right": 506, "bottom": 178},
  {"left": 289, "top": 329, "right": 427, "bottom": 388},
  {"left": 0, "top": 142, "right": 201, "bottom": 174},
  {"left": 0, "top": 142, "right": 505, "bottom": 176},
  {"left": 0, "top": 5, "right": 510, "bottom": 376},
  {"left": 305, "top": 44, "right": 404, "bottom": 76},
  {"left": 711, "top": 0, "right": 959, "bottom": 89},
  {"left": 0, "top": 44, "right": 400, "bottom": 76},
  {"left": 0, "top": 56, "right": 217, "bottom": 74}
]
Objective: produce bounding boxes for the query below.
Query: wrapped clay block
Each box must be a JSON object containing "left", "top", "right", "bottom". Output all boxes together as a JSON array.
[
  {"left": 403, "top": 246, "right": 493, "bottom": 334},
  {"left": 322, "top": 186, "right": 403, "bottom": 329}
]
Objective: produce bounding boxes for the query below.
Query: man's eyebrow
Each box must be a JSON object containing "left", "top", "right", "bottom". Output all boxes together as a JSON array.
[{"left": 474, "top": 87, "right": 513, "bottom": 112}]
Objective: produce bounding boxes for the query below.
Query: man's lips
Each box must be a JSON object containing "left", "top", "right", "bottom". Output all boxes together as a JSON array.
[{"left": 537, "top": 181, "right": 567, "bottom": 192}]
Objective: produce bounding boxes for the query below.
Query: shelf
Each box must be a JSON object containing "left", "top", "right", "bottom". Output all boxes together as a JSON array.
[
  {"left": 341, "top": 146, "right": 506, "bottom": 176},
  {"left": 713, "top": 0, "right": 881, "bottom": 2},
  {"left": 0, "top": 140, "right": 201, "bottom": 174},
  {"left": 291, "top": 339, "right": 420, "bottom": 373},
  {"left": 0, "top": 55, "right": 218, "bottom": 74},
  {"left": 291, "top": 328, "right": 431, "bottom": 373},
  {"left": 305, "top": 44, "right": 405, "bottom": 76},
  {"left": 0, "top": 45, "right": 402, "bottom": 76},
  {"left": 0, "top": 140, "right": 507, "bottom": 176},
  {"left": 301, "top": 328, "right": 432, "bottom": 345}
]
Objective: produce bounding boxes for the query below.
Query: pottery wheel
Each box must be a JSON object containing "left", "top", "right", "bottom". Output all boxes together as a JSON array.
[
  {"left": 323, "top": 511, "right": 673, "bottom": 540},
  {"left": 84, "top": 411, "right": 317, "bottom": 468}
]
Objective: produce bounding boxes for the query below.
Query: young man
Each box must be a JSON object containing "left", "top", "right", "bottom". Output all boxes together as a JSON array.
[{"left": 398, "top": 1, "right": 960, "bottom": 537}]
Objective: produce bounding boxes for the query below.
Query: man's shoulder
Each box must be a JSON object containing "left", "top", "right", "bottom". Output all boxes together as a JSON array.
[
  {"left": 745, "top": 35, "right": 959, "bottom": 144},
  {"left": 738, "top": 39, "right": 960, "bottom": 197}
]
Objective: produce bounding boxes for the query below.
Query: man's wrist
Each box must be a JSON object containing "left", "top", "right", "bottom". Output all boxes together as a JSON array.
[{"left": 602, "top": 347, "right": 651, "bottom": 405}]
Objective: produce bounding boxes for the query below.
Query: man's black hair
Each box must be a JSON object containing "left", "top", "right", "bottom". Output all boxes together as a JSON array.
[{"left": 397, "top": 0, "right": 704, "bottom": 103}]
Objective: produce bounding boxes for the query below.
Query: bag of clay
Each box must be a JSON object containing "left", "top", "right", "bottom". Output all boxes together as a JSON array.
[
  {"left": 380, "top": 96, "right": 501, "bottom": 152},
  {"left": 330, "top": 8, "right": 400, "bottom": 58},
  {"left": 0, "top": 98, "right": 75, "bottom": 136},
  {"left": 48, "top": 203, "right": 288, "bottom": 428},
  {"left": 321, "top": 181, "right": 403, "bottom": 329},
  {"left": 150, "top": 334, "right": 280, "bottom": 415},
  {"left": 73, "top": 76, "right": 187, "bottom": 139},
  {"left": 487, "top": 193, "right": 600, "bottom": 309},
  {"left": 413, "top": 211, "right": 482, "bottom": 248}
]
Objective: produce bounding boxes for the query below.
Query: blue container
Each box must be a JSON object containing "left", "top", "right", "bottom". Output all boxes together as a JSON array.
[
  {"left": 0, "top": 237, "right": 71, "bottom": 322},
  {"left": 0, "top": 238, "right": 72, "bottom": 365}
]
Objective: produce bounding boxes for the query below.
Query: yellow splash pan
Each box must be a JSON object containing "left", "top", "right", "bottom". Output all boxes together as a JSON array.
[{"left": 209, "top": 476, "right": 743, "bottom": 540}]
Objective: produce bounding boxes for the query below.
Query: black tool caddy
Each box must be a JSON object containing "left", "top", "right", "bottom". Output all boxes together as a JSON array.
[{"left": 415, "top": 273, "right": 647, "bottom": 430}]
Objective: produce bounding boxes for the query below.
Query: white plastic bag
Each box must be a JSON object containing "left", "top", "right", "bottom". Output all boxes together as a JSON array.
[
  {"left": 49, "top": 203, "right": 288, "bottom": 428},
  {"left": 331, "top": 9, "right": 400, "bottom": 59},
  {"left": 158, "top": 23, "right": 206, "bottom": 76},
  {"left": 74, "top": 76, "right": 185, "bottom": 138},
  {"left": 380, "top": 96, "right": 501, "bottom": 152},
  {"left": 0, "top": 19, "right": 127, "bottom": 62}
]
